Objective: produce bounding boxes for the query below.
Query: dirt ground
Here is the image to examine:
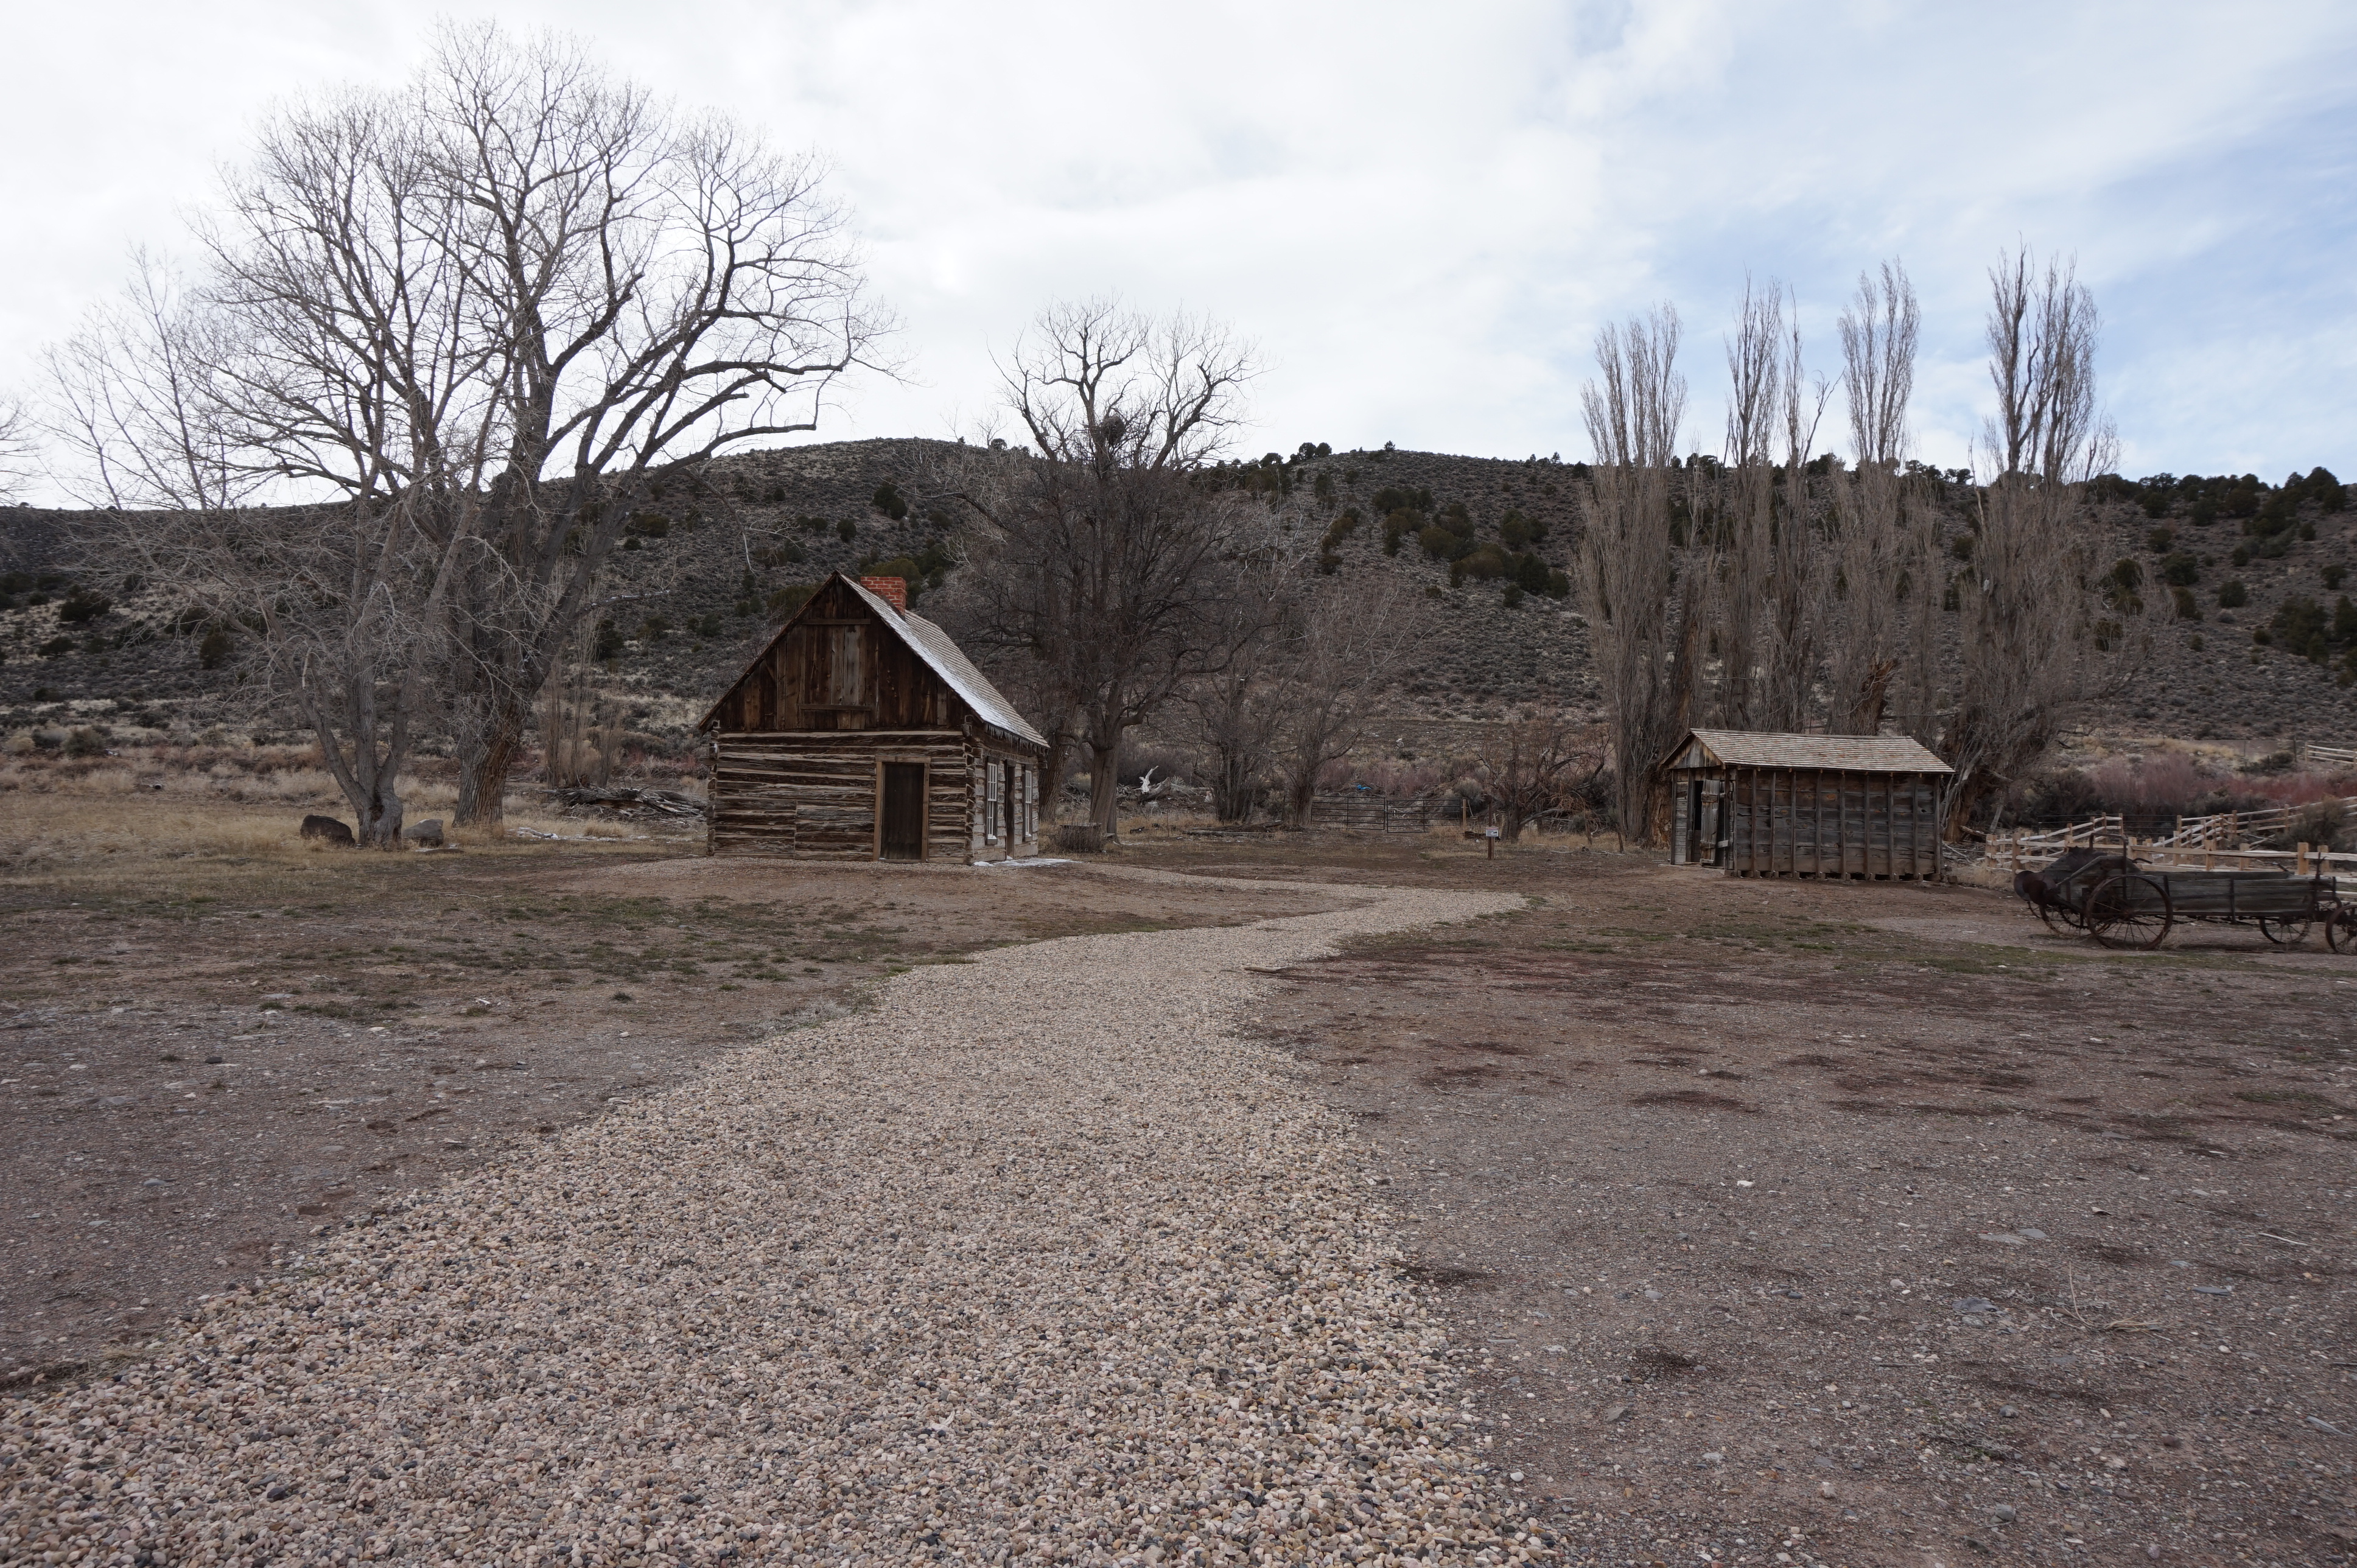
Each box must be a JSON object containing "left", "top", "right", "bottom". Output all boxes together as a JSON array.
[
  {"left": 7, "top": 795, "right": 2353, "bottom": 1567},
  {"left": 0, "top": 800, "right": 1338, "bottom": 1387},
  {"left": 1161, "top": 835, "right": 2357, "bottom": 1568}
]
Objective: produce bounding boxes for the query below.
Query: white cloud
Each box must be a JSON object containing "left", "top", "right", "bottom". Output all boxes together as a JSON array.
[{"left": 2, "top": 0, "right": 2350, "bottom": 500}]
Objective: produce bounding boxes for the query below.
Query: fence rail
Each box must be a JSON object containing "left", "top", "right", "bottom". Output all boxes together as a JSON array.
[
  {"left": 2161, "top": 794, "right": 2357, "bottom": 849},
  {"left": 1305, "top": 793, "right": 1457, "bottom": 831},
  {"left": 1988, "top": 831, "right": 2356, "bottom": 876},
  {"left": 1983, "top": 793, "right": 2356, "bottom": 861},
  {"left": 2297, "top": 740, "right": 2357, "bottom": 768}
]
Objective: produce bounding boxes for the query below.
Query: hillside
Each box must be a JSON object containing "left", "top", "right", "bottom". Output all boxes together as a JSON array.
[{"left": 4, "top": 440, "right": 2355, "bottom": 766}]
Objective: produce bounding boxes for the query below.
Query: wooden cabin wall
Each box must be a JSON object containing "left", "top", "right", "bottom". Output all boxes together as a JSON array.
[
  {"left": 1723, "top": 767, "right": 1942, "bottom": 879},
  {"left": 708, "top": 579, "right": 954, "bottom": 733},
  {"left": 710, "top": 732, "right": 970, "bottom": 859}
]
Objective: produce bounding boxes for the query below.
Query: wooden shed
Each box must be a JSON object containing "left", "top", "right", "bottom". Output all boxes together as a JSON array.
[
  {"left": 698, "top": 573, "right": 1049, "bottom": 862},
  {"left": 1665, "top": 730, "right": 1953, "bottom": 879}
]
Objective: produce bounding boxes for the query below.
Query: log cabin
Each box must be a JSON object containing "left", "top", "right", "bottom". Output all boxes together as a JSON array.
[
  {"left": 699, "top": 573, "right": 1049, "bottom": 862},
  {"left": 1664, "top": 729, "right": 1953, "bottom": 878}
]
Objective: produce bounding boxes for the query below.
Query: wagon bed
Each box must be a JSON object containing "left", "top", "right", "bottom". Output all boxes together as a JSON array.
[{"left": 2015, "top": 852, "right": 2353, "bottom": 951}]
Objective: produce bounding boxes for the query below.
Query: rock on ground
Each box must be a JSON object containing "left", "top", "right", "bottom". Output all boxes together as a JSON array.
[{"left": 1, "top": 873, "right": 1557, "bottom": 1567}]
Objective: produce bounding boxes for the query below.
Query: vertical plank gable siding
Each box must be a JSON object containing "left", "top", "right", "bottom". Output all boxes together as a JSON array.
[{"left": 707, "top": 580, "right": 952, "bottom": 734}]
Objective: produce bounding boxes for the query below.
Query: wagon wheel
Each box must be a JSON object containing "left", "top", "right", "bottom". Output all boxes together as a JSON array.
[
  {"left": 2035, "top": 898, "right": 2083, "bottom": 935},
  {"left": 2085, "top": 874, "right": 2173, "bottom": 951},
  {"left": 2257, "top": 914, "right": 2312, "bottom": 947},
  {"left": 2326, "top": 906, "right": 2357, "bottom": 954}
]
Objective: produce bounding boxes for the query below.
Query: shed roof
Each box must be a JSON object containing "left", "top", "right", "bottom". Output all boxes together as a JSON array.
[{"left": 1673, "top": 729, "right": 1954, "bottom": 774}]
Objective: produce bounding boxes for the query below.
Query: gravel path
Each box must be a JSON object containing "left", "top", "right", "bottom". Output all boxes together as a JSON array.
[{"left": 2, "top": 872, "right": 1549, "bottom": 1567}]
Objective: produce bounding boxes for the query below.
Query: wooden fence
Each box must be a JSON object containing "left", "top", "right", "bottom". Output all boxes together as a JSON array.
[
  {"left": 1988, "top": 833, "right": 2356, "bottom": 875},
  {"left": 2297, "top": 740, "right": 2357, "bottom": 768},
  {"left": 1984, "top": 794, "right": 2356, "bottom": 863},
  {"left": 1305, "top": 793, "right": 1457, "bottom": 831}
]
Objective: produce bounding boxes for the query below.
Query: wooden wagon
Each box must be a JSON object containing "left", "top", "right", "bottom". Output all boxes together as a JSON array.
[{"left": 2015, "top": 850, "right": 2353, "bottom": 951}]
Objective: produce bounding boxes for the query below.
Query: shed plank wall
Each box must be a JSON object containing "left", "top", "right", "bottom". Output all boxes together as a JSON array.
[{"left": 1711, "top": 766, "right": 1942, "bottom": 878}]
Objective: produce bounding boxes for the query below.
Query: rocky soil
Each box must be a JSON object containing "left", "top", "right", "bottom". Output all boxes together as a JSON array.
[
  {"left": 0, "top": 869, "right": 1566, "bottom": 1567},
  {"left": 1207, "top": 839, "right": 2357, "bottom": 1568}
]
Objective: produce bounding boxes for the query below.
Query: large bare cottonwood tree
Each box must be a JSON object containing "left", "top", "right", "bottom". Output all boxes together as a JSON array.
[
  {"left": 57, "top": 23, "right": 888, "bottom": 824},
  {"left": 52, "top": 265, "right": 470, "bottom": 845},
  {"left": 942, "top": 299, "right": 1259, "bottom": 836}
]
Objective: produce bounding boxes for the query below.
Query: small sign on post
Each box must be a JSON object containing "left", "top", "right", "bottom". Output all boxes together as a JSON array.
[{"left": 1485, "top": 825, "right": 1500, "bottom": 859}]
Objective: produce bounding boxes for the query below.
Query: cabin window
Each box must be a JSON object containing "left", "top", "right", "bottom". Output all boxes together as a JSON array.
[{"left": 984, "top": 760, "right": 1001, "bottom": 845}]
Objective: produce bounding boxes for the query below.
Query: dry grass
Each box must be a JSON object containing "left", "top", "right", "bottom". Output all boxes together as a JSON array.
[{"left": 0, "top": 760, "right": 684, "bottom": 902}]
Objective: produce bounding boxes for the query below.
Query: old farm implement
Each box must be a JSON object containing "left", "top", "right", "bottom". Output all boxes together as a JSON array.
[{"left": 2016, "top": 848, "right": 2353, "bottom": 951}]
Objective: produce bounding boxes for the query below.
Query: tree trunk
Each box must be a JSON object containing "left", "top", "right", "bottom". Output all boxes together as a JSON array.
[
  {"left": 457, "top": 700, "right": 527, "bottom": 826},
  {"left": 355, "top": 787, "right": 404, "bottom": 847},
  {"left": 1284, "top": 766, "right": 1319, "bottom": 829},
  {"left": 1944, "top": 765, "right": 2003, "bottom": 842},
  {"left": 301, "top": 695, "right": 406, "bottom": 851},
  {"left": 1210, "top": 746, "right": 1255, "bottom": 823},
  {"left": 1088, "top": 735, "right": 1122, "bottom": 840}
]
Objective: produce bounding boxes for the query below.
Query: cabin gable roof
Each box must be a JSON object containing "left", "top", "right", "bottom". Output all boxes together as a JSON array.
[{"left": 700, "top": 572, "right": 1048, "bottom": 751}]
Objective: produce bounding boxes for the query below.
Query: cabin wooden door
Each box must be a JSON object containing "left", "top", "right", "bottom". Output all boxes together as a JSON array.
[{"left": 880, "top": 763, "right": 926, "bottom": 859}]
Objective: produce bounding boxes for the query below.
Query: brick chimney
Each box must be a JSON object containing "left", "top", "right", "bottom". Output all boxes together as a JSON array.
[{"left": 860, "top": 575, "right": 908, "bottom": 614}]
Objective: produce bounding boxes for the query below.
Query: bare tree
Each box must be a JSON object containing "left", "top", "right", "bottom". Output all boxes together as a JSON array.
[
  {"left": 1002, "top": 299, "right": 1254, "bottom": 471},
  {"left": 55, "top": 24, "right": 888, "bottom": 825},
  {"left": 1938, "top": 248, "right": 2143, "bottom": 831},
  {"left": 1274, "top": 573, "right": 1423, "bottom": 827},
  {"left": 1466, "top": 713, "right": 1606, "bottom": 842},
  {"left": 0, "top": 396, "right": 36, "bottom": 500},
  {"left": 1712, "top": 279, "right": 1829, "bottom": 733},
  {"left": 1183, "top": 541, "right": 1298, "bottom": 823},
  {"left": 1984, "top": 245, "right": 2106, "bottom": 482},
  {"left": 1824, "top": 261, "right": 1925, "bottom": 735},
  {"left": 51, "top": 262, "right": 468, "bottom": 846},
  {"left": 1577, "top": 307, "right": 1702, "bottom": 845},
  {"left": 941, "top": 299, "right": 1259, "bottom": 836}
]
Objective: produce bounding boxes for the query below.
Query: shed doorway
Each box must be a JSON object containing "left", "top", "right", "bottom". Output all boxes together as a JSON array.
[{"left": 880, "top": 763, "right": 926, "bottom": 859}]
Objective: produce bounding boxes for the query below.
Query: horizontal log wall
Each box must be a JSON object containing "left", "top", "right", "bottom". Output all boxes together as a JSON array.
[
  {"left": 1723, "top": 766, "right": 1943, "bottom": 879},
  {"left": 710, "top": 730, "right": 971, "bottom": 861}
]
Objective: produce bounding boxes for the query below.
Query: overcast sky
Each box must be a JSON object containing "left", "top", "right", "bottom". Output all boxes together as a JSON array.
[{"left": 4, "top": 1, "right": 2352, "bottom": 497}]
